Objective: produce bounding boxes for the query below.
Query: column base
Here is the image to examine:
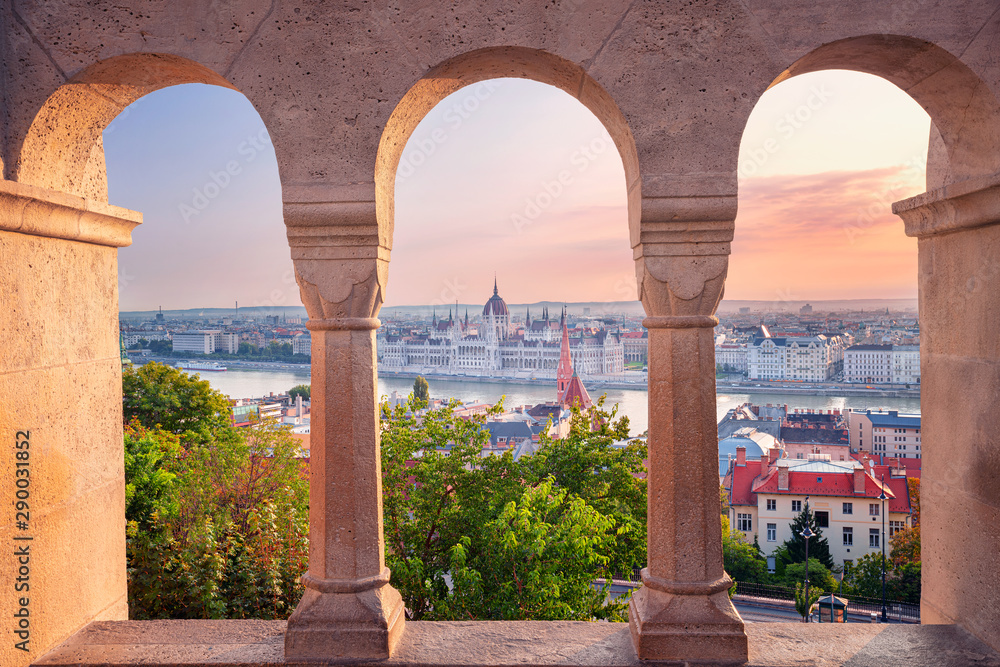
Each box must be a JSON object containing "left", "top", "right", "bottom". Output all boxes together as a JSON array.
[
  {"left": 628, "top": 572, "right": 747, "bottom": 664},
  {"left": 284, "top": 573, "right": 405, "bottom": 662}
]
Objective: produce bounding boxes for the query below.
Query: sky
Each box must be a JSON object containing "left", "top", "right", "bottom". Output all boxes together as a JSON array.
[{"left": 106, "top": 70, "right": 930, "bottom": 312}]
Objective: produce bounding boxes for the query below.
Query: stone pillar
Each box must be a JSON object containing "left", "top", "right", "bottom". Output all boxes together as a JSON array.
[
  {"left": 0, "top": 180, "right": 139, "bottom": 667},
  {"left": 627, "top": 178, "right": 748, "bottom": 663},
  {"left": 283, "top": 193, "right": 405, "bottom": 661},
  {"left": 893, "top": 172, "right": 1000, "bottom": 654}
]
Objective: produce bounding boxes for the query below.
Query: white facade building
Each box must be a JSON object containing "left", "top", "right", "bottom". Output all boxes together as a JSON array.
[
  {"left": 172, "top": 330, "right": 221, "bottom": 354},
  {"left": 378, "top": 284, "right": 624, "bottom": 378},
  {"left": 891, "top": 345, "right": 920, "bottom": 384},
  {"left": 746, "top": 326, "right": 842, "bottom": 381}
]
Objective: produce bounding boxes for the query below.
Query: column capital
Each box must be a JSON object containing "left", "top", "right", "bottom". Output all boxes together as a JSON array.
[
  {"left": 894, "top": 170, "right": 1000, "bottom": 238},
  {"left": 286, "top": 199, "right": 388, "bottom": 321}
]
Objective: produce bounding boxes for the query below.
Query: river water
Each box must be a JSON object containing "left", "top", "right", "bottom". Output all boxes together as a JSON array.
[{"left": 199, "top": 368, "right": 920, "bottom": 438}]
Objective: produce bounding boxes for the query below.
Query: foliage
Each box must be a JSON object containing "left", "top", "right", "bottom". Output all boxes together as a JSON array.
[
  {"left": 907, "top": 477, "right": 920, "bottom": 526},
  {"left": 440, "top": 478, "right": 626, "bottom": 621},
  {"left": 288, "top": 384, "right": 311, "bottom": 401},
  {"left": 123, "top": 370, "right": 309, "bottom": 620},
  {"left": 721, "top": 516, "right": 768, "bottom": 584},
  {"left": 380, "top": 396, "right": 641, "bottom": 621},
  {"left": 843, "top": 552, "right": 887, "bottom": 599},
  {"left": 124, "top": 423, "right": 180, "bottom": 531},
  {"left": 889, "top": 526, "right": 920, "bottom": 566},
  {"left": 844, "top": 552, "right": 920, "bottom": 605},
  {"left": 783, "top": 559, "right": 837, "bottom": 594},
  {"left": 122, "top": 362, "right": 232, "bottom": 443},
  {"left": 794, "top": 582, "right": 822, "bottom": 621},
  {"left": 720, "top": 485, "right": 730, "bottom": 515},
  {"left": 412, "top": 376, "right": 430, "bottom": 408},
  {"left": 777, "top": 501, "right": 835, "bottom": 570}
]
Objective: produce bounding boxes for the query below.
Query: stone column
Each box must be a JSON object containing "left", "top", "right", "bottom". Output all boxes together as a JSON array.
[
  {"left": 0, "top": 180, "right": 139, "bottom": 667},
  {"left": 893, "top": 172, "right": 1000, "bottom": 654},
  {"left": 627, "top": 178, "right": 748, "bottom": 663},
  {"left": 283, "top": 193, "right": 405, "bottom": 661}
]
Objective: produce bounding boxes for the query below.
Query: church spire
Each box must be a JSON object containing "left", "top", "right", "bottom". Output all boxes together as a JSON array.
[
  {"left": 556, "top": 309, "right": 573, "bottom": 401},
  {"left": 493, "top": 274, "right": 498, "bottom": 296},
  {"left": 526, "top": 306, "right": 531, "bottom": 326}
]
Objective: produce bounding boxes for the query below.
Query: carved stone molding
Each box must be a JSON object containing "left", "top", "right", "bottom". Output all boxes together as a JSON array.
[
  {"left": 285, "top": 200, "right": 389, "bottom": 320},
  {"left": 633, "top": 192, "right": 735, "bottom": 318},
  {"left": 894, "top": 170, "right": 1000, "bottom": 238},
  {"left": 0, "top": 179, "right": 140, "bottom": 247}
]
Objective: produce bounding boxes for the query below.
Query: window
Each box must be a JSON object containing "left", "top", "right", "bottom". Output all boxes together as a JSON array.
[
  {"left": 870, "top": 528, "right": 880, "bottom": 548},
  {"left": 792, "top": 500, "right": 802, "bottom": 513},
  {"left": 737, "top": 513, "right": 752, "bottom": 532},
  {"left": 843, "top": 502, "right": 853, "bottom": 515},
  {"left": 870, "top": 503, "right": 880, "bottom": 516},
  {"left": 766, "top": 499, "right": 776, "bottom": 511},
  {"left": 889, "top": 520, "right": 906, "bottom": 537},
  {"left": 843, "top": 527, "right": 853, "bottom": 546},
  {"left": 815, "top": 510, "right": 829, "bottom": 528}
]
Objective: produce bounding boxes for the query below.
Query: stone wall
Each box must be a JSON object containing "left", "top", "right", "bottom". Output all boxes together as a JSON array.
[{"left": 1, "top": 2, "right": 998, "bottom": 664}]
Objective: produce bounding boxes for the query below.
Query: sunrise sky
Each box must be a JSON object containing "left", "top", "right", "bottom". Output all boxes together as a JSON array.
[{"left": 106, "top": 70, "right": 930, "bottom": 311}]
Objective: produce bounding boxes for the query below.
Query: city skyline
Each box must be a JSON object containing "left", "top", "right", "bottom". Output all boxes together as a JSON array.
[{"left": 107, "top": 70, "right": 930, "bottom": 311}]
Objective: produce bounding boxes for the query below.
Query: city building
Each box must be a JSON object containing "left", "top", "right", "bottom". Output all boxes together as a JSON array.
[
  {"left": 378, "top": 283, "right": 624, "bottom": 378},
  {"left": 747, "top": 326, "right": 842, "bottom": 381},
  {"left": 724, "top": 452, "right": 912, "bottom": 569},
  {"left": 844, "top": 344, "right": 893, "bottom": 383},
  {"left": 171, "top": 330, "right": 221, "bottom": 354},
  {"left": 849, "top": 410, "right": 922, "bottom": 459},
  {"left": 891, "top": 344, "right": 920, "bottom": 384}
]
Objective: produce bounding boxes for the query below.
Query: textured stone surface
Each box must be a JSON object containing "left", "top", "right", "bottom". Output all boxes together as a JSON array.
[
  {"left": 0, "top": 188, "right": 135, "bottom": 667},
  {"left": 33, "top": 620, "right": 1000, "bottom": 667},
  {"left": 3, "top": 3, "right": 1000, "bottom": 664}
]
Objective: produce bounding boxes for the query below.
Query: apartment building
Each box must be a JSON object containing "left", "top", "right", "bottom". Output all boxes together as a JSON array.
[
  {"left": 849, "top": 410, "right": 922, "bottom": 458},
  {"left": 724, "top": 451, "right": 912, "bottom": 569}
]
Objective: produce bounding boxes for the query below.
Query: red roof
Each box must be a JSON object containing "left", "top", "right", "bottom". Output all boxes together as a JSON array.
[
  {"left": 727, "top": 458, "right": 912, "bottom": 515},
  {"left": 561, "top": 373, "right": 593, "bottom": 410},
  {"left": 725, "top": 459, "right": 764, "bottom": 506}
]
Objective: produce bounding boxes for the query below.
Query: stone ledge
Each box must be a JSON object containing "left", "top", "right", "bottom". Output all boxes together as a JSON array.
[
  {"left": 0, "top": 179, "right": 141, "bottom": 247},
  {"left": 31, "top": 620, "right": 1000, "bottom": 667}
]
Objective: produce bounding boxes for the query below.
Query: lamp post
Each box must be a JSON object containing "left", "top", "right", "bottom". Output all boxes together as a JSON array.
[
  {"left": 879, "top": 476, "right": 888, "bottom": 622},
  {"left": 801, "top": 495, "right": 815, "bottom": 623}
]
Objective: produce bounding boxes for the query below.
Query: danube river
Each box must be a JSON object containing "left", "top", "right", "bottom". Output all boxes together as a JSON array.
[{"left": 199, "top": 368, "right": 920, "bottom": 438}]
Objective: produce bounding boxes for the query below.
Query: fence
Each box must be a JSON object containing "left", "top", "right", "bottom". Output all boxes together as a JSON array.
[{"left": 733, "top": 581, "right": 920, "bottom": 623}]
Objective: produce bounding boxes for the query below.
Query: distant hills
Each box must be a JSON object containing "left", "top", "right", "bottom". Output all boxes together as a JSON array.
[{"left": 122, "top": 298, "right": 917, "bottom": 321}]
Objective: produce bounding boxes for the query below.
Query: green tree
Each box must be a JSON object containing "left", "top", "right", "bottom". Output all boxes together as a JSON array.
[
  {"left": 288, "top": 384, "right": 311, "bottom": 401},
  {"left": 783, "top": 558, "right": 837, "bottom": 594},
  {"left": 412, "top": 376, "right": 430, "bottom": 408},
  {"left": 122, "top": 362, "right": 232, "bottom": 442},
  {"left": 125, "top": 418, "right": 309, "bottom": 619},
  {"left": 794, "top": 582, "right": 821, "bottom": 621},
  {"left": 380, "top": 397, "right": 638, "bottom": 621},
  {"left": 777, "top": 501, "right": 835, "bottom": 570},
  {"left": 124, "top": 423, "right": 180, "bottom": 530},
  {"left": 844, "top": 552, "right": 886, "bottom": 598},
  {"left": 888, "top": 562, "right": 921, "bottom": 604},
  {"left": 148, "top": 339, "right": 172, "bottom": 355},
  {"left": 721, "top": 516, "right": 768, "bottom": 584}
]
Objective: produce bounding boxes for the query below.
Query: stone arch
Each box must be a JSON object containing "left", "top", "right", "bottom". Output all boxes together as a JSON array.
[
  {"left": 374, "top": 46, "right": 640, "bottom": 258},
  {"left": 767, "top": 34, "right": 1000, "bottom": 188},
  {"left": 16, "top": 52, "right": 241, "bottom": 201}
]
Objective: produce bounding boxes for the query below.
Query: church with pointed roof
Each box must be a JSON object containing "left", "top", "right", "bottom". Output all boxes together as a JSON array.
[{"left": 378, "top": 281, "right": 624, "bottom": 378}]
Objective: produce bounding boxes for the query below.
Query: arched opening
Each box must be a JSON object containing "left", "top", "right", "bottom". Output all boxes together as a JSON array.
[
  {"left": 370, "top": 52, "right": 645, "bottom": 621},
  {"left": 375, "top": 47, "right": 641, "bottom": 261},
  {"left": 2, "top": 53, "right": 301, "bottom": 663},
  {"left": 727, "top": 34, "right": 1000, "bottom": 645}
]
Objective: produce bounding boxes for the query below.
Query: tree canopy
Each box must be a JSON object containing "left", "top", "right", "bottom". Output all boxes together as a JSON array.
[
  {"left": 777, "top": 501, "right": 835, "bottom": 570},
  {"left": 123, "top": 361, "right": 231, "bottom": 441},
  {"left": 380, "top": 396, "right": 644, "bottom": 621},
  {"left": 288, "top": 384, "right": 311, "bottom": 401},
  {"left": 412, "top": 376, "right": 430, "bottom": 408}
]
